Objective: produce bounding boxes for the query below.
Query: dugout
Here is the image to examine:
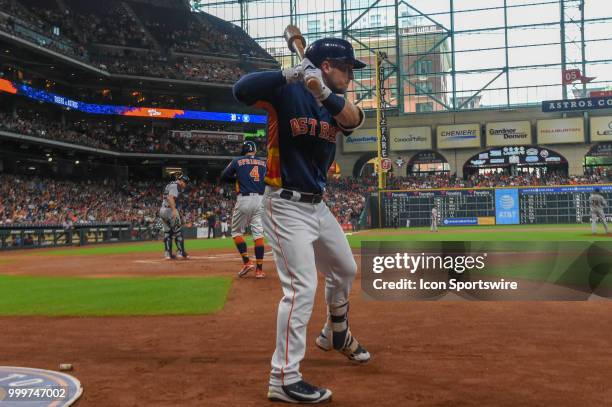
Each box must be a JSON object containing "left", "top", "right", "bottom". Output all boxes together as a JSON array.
[{"left": 463, "top": 146, "right": 568, "bottom": 179}]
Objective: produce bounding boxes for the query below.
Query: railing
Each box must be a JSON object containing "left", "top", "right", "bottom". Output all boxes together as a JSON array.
[{"left": 0, "top": 223, "right": 158, "bottom": 250}]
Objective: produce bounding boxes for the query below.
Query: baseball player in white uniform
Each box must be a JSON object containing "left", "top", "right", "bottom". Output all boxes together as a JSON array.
[
  {"left": 159, "top": 173, "right": 189, "bottom": 259},
  {"left": 590, "top": 188, "right": 609, "bottom": 234},
  {"left": 431, "top": 205, "right": 439, "bottom": 232},
  {"left": 220, "top": 212, "right": 229, "bottom": 238},
  {"left": 234, "top": 38, "right": 370, "bottom": 403}
]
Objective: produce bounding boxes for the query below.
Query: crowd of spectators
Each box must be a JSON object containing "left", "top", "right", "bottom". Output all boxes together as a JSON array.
[
  {"left": 324, "top": 177, "right": 368, "bottom": 227},
  {"left": 64, "top": 0, "right": 151, "bottom": 49},
  {"left": 1, "top": 170, "right": 610, "bottom": 229},
  {"left": 383, "top": 171, "right": 610, "bottom": 190},
  {"left": 94, "top": 54, "right": 245, "bottom": 84},
  {"left": 0, "top": 174, "right": 237, "bottom": 227},
  {"left": 0, "top": 0, "right": 87, "bottom": 58},
  {"left": 128, "top": 2, "right": 270, "bottom": 60},
  {"left": 0, "top": 110, "right": 266, "bottom": 155},
  {"left": 0, "top": 0, "right": 273, "bottom": 84},
  {"left": 171, "top": 15, "right": 271, "bottom": 60}
]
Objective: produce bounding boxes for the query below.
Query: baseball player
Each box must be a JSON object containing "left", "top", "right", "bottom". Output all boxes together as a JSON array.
[
  {"left": 159, "top": 173, "right": 189, "bottom": 259},
  {"left": 431, "top": 205, "right": 439, "bottom": 232},
  {"left": 590, "top": 188, "right": 609, "bottom": 234},
  {"left": 233, "top": 37, "right": 370, "bottom": 404},
  {"left": 220, "top": 212, "right": 229, "bottom": 238},
  {"left": 221, "top": 141, "right": 267, "bottom": 278}
]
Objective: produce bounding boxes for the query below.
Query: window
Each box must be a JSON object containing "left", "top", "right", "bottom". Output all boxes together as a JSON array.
[
  {"left": 307, "top": 20, "right": 320, "bottom": 33},
  {"left": 415, "top": 81, "right": 432, "bottom": 95},
  {"left": 415, "top": 60, "right": 433, "bottom": 75},
  {"left": 400, "top": 11, "right": 413, "bottom": 28},
  {"left": 328, "top": 18, "right": 335, "bottom": 32},
  {"left": 416, "top": 102, "right": 433, "bottom": 113},
  {"left": 370, "top": 14, "right": 381, "bottom": 28}
]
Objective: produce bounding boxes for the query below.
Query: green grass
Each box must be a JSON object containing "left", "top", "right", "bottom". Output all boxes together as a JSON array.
[
  {"left": 14, "top": 224, "right": 611, "bottom": 257},
  {"left": 3, "top": 224, "right": 611, "bottom": 316},
  {"left": 0, "top": 275, "right": 232, "bottom": 316},
  {"left": 347, "top": 224, "right": 612, "bottom": 247}
]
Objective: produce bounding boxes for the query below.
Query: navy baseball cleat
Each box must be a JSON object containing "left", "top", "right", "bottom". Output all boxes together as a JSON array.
[
  {"left": 268, "top": 380, "right": 332, "bottom": 404},
  {"left": 164, "top": 252, "right": 176, "bottom": 260}
]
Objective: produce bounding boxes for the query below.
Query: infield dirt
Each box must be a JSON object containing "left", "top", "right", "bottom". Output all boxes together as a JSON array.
[{"left": 1, "top": 247, "right": 612, "bottom": 406}]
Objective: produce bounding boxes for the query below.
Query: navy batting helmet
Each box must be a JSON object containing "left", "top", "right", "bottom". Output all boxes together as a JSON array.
[
  {"left": 175, "top": 173, "right": 190, "bottom": 183},
  {"left": 241, "top": 140, "right": 256, "bottom": 155},
  {"left": 305, "top": 38, "right": 366, "bottom": 69}
]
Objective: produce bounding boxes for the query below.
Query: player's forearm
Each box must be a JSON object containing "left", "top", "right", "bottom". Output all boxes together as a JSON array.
[
  {"left": 233, "top": 71, "right": 285, "bottom": 106},
  {"left": 333, "top": 101, "right": 364, "bottom": 131},
  {"left": 318, "top": 91, "right": 364, "bottom": 131}
]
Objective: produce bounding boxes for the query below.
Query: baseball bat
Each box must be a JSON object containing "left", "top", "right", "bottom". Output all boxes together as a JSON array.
[{"left": 283, "top": 25, "right": 321, "bottom": 93}]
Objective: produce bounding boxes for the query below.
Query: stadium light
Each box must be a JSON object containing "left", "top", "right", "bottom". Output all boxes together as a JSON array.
[
  {"left": 75, "top": 160, "right": 80, "bottom": 165},
  {"left": 48, "top": 157, "right": 53, "bottom": 162}
]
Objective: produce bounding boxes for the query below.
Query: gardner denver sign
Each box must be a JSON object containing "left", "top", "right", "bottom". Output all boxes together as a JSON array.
[{"left": 486, "top": 121, "right": 532, "bottom": 147}]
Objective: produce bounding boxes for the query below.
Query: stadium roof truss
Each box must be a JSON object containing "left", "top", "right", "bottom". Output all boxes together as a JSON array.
[{"left": 192, "top": 0, "right": 612, "bottom": 114}]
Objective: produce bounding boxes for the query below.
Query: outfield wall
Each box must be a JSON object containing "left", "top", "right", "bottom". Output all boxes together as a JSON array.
[
  {"left": 0, "top": 224, "right": 160, "bottom": 250},
  {"left": 370, "top": 184, "right": 612, "bottom": 228}
]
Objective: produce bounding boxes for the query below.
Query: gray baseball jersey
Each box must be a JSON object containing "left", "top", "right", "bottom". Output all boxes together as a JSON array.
[
  {"left": 590, "top": 192, "right": 609, "bottom": 233},
  {"left": 160, "top": 181, "right": 182, "bottom": 232},
  {"left": 431, "top": 207, "right": 439, "bottom": 232},
  {"left": 590, "top": 193, "right": 607, "bottom": 212},
  {"left": 161, "top": 181, "right": 180, "bottom": 210}
]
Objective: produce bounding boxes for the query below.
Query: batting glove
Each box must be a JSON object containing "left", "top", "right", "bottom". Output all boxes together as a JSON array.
[
  {"left": 303, "top": 67, "right": 332, "bottom": 101},
  {"left": 282, "top": 64, "right": 304, "bottom": 84},
  {"left": 301, "top": 57, "right": 316, "bottom": 71}
]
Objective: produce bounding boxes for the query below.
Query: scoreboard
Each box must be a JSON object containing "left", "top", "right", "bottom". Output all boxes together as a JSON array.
[
  {"left": 519, "top": 186, "right": 612, "bottom": 224},
  {"left": 378, "top": 185, "right": 612, "bottom": 228},
  {"left": 380, "top": 189, "right": 495, "bottom": 227}
]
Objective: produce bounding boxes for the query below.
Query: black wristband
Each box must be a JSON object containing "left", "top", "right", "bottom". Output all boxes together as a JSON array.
[{"left": 321, "top": 93, "right": 346, "bottom": 116}]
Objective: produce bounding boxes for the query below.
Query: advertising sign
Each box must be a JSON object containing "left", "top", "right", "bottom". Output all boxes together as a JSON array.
[
  {"left": 537, "top": 118, "right": 584, "bottom": 144},
  {"left": 390, "top": 127, "right": 432, "bottom": 151},
  {"left": 437, "top": 123, "right": 481, "bottom": 149},
  {"left": 486, "top": 121, "right": 531, "bottom": 146}
]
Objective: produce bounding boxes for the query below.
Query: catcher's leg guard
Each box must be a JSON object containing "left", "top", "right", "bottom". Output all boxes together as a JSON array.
[
  {"left": 174, "top": 228, "right": 186, "bottom": 256},
  {"left": 164, "top": 231, "right": 173, "bottom": 255}
]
